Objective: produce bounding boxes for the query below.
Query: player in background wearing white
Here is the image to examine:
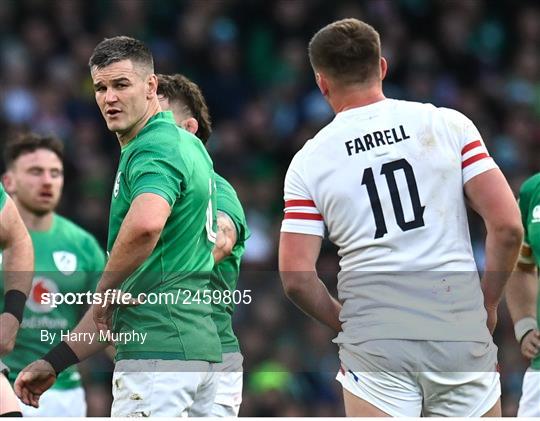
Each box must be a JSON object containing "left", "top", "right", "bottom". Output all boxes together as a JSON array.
[
  {"left": 505, "top": 174, "right": 540, "bottom": 417},
  {"left": 0, "top": 183, "right": 34, "bottom": 417},
  {"left": 279, "top": 18, "right": 523, "bottom": 417}
]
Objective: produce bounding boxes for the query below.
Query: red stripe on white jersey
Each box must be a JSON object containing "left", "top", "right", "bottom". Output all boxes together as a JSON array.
[
  {"left": 285, "top": 199, "right": 316, "bottom": 208},
  {"left": 462, "top": 153, "right": 489, "bottom": 169},
  {"left": 283, "top": 212, "right": 324, "bottom": 221},
  {"left": 461, "top": 140, "right": 483, "bottom": 155}
]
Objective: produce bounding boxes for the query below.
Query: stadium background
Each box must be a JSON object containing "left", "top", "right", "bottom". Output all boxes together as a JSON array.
[{"left": 1, "top": 0, "right": 539, "bottom": 416}]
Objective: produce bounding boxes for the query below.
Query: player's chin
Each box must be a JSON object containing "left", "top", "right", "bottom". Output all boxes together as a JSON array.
[
  {"left": 106, "top": 119, "right": 127, "bottom": 132},
  {"left": 31, "top": 201, "right": 57, "bottom": 215}
]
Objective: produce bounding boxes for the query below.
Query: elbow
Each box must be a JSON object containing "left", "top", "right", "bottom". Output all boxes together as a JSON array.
[
  {"left": 280, "top": 271, "right": 310, "bottom": 300},
  {"left": 133, "top": 221, "right": 164, "bottom": 241},
  {"left": 282, "top": 279, "right": 303, "bottom": 300},
  {"left": 500, "top": 221, "right": 524, "bottom": 245},
  {"left": 491, "top": 221, "right": 524, "bottom": 248},
  {"left": 212, "top": 239, "right": 234, "bottom": 264},
  {"left": 219, "top": 240, "right": 234, "bottom": 259}
]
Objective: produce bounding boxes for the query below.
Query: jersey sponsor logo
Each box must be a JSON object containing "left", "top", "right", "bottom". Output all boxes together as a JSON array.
[
  {"left": 26, "top": 277, "right": 59, "bottom": 313},
  {"left": 53, "top": 251, "right": 77, "bottom": 275},
  {"left": 21, "top": 315, "right": 68, "bottom": 329},
  {"left": 532, "top": 205, "right": 540, "bottom": 223},
  {"left": 113, "top": 171, "right": 122, "bottom": 198}
]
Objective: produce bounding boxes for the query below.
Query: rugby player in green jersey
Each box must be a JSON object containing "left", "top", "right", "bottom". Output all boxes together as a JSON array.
[
  {"left": 15, "top": 36, "right": 221, "bottom": 417},
  {"left": 0, "top": 133, "right": 105, "bottom": 416},
  {"left": 0, "top": 184, "right": 34, "bottom": 416},
  {"left": 157, "top": 73, "right": 251, "bottom": 417},
  {"left": 506, "top": 174, "right": 540, "bottom": 417}
]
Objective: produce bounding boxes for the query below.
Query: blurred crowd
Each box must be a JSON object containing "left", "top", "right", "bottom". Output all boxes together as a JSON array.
[{"left": 1, "top": 0, "right": 539, "bottom": 416}]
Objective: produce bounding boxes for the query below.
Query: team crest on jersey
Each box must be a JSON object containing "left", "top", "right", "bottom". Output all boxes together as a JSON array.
[
  {"left": 113, "top": 171, "right": 122, "bottom": 198},
  {"left": 533, "top": 205, "right": 540, "bottom": 223},
  {"left": 26, "top": 277, "right": 59, "bottom": 313},
  {"left": 53, "top": 251, "right": 77, "bottom": 275}
]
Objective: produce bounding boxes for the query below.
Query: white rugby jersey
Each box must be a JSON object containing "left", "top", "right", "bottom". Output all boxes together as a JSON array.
[{"left": 281, "top": 98, "right": 498, "bottom": 343}]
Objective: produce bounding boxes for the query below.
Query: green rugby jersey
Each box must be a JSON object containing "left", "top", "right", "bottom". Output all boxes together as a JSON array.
[
  {"left": 0, "top": 184, "right": 6, "bottom": 210},
  {"left": 108, "top": 111, "right": 221, "bottom": 362},
  {"left": 518, "top": 173, "right": 540, "bottom": 370},
  {"left": 0, "top": 214, "right": 105, "bottom": 389},
  {"left": 212, "top": 173, "right": 250, "bottom": 353}
]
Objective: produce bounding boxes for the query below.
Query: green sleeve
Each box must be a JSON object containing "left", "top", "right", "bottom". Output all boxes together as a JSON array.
[
  {"left": 0, "top": 184, "right": 7, "bottom": 211},
  {"left": 518, "top": 198, "right": 529, "bottom": 245},
  {"left": 518, "top": 174, "right": 540, "bottom": 244},
  {"left": 128, "top": 146, "right": 187, "bottom": 206},
  {"left": 216, "top": 177, "right": 250, "bottom": 244}
]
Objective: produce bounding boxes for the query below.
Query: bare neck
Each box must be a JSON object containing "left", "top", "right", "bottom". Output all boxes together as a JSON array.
[
  {"left": 330, "top": 84, "right": 386, "bottom": 114},
  {"left": 117, "top": 99, "right": 162, "bottom": 147},
  {"left": 14, "top": 198, "right": 54, "bottom": 231}
]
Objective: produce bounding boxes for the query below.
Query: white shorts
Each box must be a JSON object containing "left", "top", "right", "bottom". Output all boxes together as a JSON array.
[
  {"left": 19, "top": 386, "right": 86, "bottom": 417},
  {"left": 111, "top": 359, "right": 217, "bottom": 417},
  {"left": 517, "top": 368, "right": 540, "bottom": 417},
  {"left": 211, "top": 352, "right": 243, "bottom": 417},
  {"left": 336, "top": 339, "right": 501, "bottom": 417}
]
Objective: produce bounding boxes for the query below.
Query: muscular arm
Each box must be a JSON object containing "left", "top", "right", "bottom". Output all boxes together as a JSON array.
[
  {"left": 506, "top": 259, "right": 538, "bottom": 324},
  {"left": 0, "top": 196, "right": 34, "bottom": 295},
  {"left": 96, "top": 193, "right": 171, "bottom": 293},
  {"left": 506, "top": 250, "right": 540, "bottom": 359},
  {"left": 212, "top": 211, "right": 237, "bottom": 264},
  {"left": 15, "top": 306, "right": 114, "bottom": 408},
  {"left": 464, "top": 168, "right": 523, "bottom": 331},
  {"left": 279, "top": 232, "right": 342, "bottom": 332},
  {"left": 0, "top": 196, "right": 34, "bottom": 356},
  {"left": 68, "top": 306, "right": 109, "bottom": 359}
]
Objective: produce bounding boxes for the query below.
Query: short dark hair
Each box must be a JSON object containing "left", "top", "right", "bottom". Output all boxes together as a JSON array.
[
  {"left": 4, "top": 133, "right": 64, "bottom": 168},
  {"left": 308, "top": 18, "right": 381, "bottom": 86},
  {"left": 89, "top": 36, "right": 154, "bottom": 73},
  {"left": 157, "top": 74, "right": 212, "bottom": 144}
]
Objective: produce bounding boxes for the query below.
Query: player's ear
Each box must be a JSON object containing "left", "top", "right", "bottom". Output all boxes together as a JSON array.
[
  {"left": 380, "top": 57, "right": 388, "bottom": 81},
  {"left": 181, "top": 117, "right": 199, "bottom": 136},
  {"left": 315, "top": 72, "right": 329, "bottom": 97},
  {"left": 2, "top": 172, "right": 15, "bottom": 194},
  {"left": 147, "top": 74, "right": 158, "bottom": 99}
]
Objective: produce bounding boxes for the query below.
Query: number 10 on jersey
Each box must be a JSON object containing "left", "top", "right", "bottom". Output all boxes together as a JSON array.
[{"left": 362, "top": 158, "right": 425, "bottom": 239}]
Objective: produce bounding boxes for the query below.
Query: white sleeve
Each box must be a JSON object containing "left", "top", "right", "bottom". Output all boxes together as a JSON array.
[
  {"left": 458, "top": 114, "right": 498, "bottom": 184},
  {"left": 281, "top": 155, "right": 325, "bottom": 237}
]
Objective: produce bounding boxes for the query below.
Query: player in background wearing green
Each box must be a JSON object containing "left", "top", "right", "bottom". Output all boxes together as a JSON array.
[
  {"left": 0, "top": 134, "right": 105, "bottom": 416},
  {"left": 0, "top": 183, "right": 34, "bottom": 417},
  {"left": 506, "top": 174, "right": 540, "bottom": 417},
  {"left": 157, "top": 73, "right": 250, "bottom": 417},
  {"left": 15, "top": 36, "right": 221, "bottom": 417}
]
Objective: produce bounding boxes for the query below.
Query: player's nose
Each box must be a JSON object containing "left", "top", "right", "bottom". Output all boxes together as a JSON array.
[
  {"left": 41, "top": 172, "right": 54, "bottom": 185},
  {"left": 105, "top": 89, "right": 118, "bottom": 103}
]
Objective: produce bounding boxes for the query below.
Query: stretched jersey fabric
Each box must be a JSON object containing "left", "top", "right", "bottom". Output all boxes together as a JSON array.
[
  {"left": 0, "top": 214, "right": 105, "bottom": 389},
  {"left": 108, "top": 111, "right": 221, "bottom": 362},
  {"left": 281, "top": 99, "right": 498, "bottom": 344},
  {"left": 517, "top": 173, "right": 540, "bottom": 370},
  {"left": 0, "top": 184, "right": 6, "bottom": 211},
  {"left": 211, "top": 173, "right": 250, "bottom": 353}
]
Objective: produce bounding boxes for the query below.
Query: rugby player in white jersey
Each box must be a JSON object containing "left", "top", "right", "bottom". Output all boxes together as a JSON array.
[{"left": 279, "top": 18, "right": 523, "bottom": 417}]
